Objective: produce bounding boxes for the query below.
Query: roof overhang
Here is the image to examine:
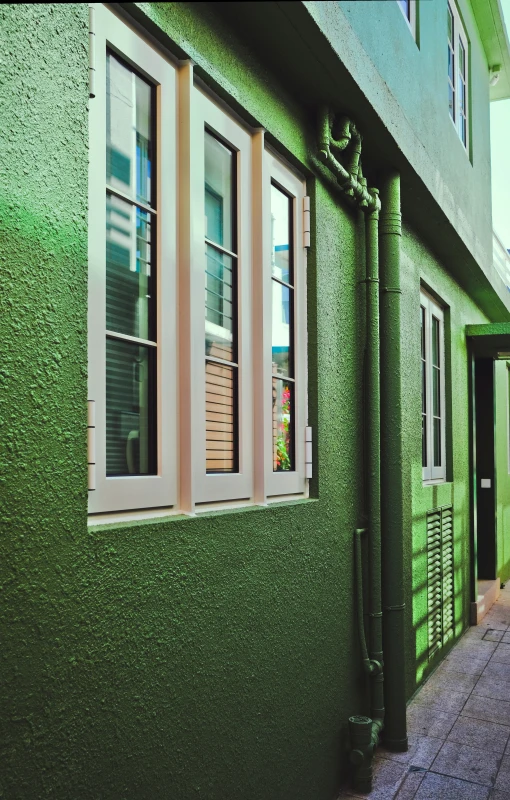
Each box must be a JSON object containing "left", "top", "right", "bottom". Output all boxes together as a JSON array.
[
  {"left": 466, "top": 322, "right": 510, "bottom": 356},
  {"left": 471, "top": 0, "right": 510, "bottom": 101}
]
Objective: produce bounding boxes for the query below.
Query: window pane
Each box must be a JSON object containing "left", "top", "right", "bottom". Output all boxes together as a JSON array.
[
  {"left": 432, "top": 316, "right": 440, "bottom": 367},
  {"left": 205, "top": 245, "right": 235, "bottom": 362},
  {"left": 459, "top": 39, "right": 465, "bottom": 77},
  {"left": 273, "top": 378, "right": 293, "bottom": 471},
  {"left": 106, "top": 193, "right": 153, "bottom": 340},
  {"left": 106, "top": 53, "right": 152, "bottom": 206},
  {"left": 448, "top": 5, "right": 453, "bottom": 43},
  {"left": 398, "top": 0, "right": 410, "bottom": 20},
  {"left": 204, "top": 133, "right": 235, "bottom": 252},
  {"left": 206, "top": 362, "right": 237, "bottom": 473},
  {"left": 433, "top": 366, "right": 441, "bottom": 417},
  {"left": 272, "top": 281, "right": 293, "bottom": 378},
  {"left": 433, "top": 417, "right": 442, "bottom": 467},
  {"left": 422, "top": 413, "right": 427, "bottom": 468},
  {"left": 106, "top": 338, "right": 155, "bottom": 476},
  {"left": 448, "top": 46, "right": 455, "bottom": 83},
  {"left": 449, "top": 84, "right": 455, "bottom": 120},
  {"left": 271, "top": 185, "right": 292, "bottom": 284},
  {"left": 421, "top": 306, "right": 427, "bottom": 467}
]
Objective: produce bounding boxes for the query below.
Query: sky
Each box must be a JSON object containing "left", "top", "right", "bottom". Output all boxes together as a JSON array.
[{"left": 491, "top": 0, "right": 510, "bottom": 247}]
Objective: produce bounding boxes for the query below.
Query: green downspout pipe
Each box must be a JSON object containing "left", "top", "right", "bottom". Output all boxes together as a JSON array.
[
  {"left": 379, "top": 172, "right": 408, "bottom": 752},
  {"left": 365, "top": 202, "right": 385, "bottom": 735}
]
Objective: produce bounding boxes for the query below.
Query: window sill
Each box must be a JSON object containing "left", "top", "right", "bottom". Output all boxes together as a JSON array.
[{"left": 87, "top": 493, "right": 315, "bottom": 529}]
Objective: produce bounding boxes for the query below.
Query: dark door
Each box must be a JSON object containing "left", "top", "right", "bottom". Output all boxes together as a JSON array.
[{"left": 474, "top": 357, "right": 497, "bottom": 580}]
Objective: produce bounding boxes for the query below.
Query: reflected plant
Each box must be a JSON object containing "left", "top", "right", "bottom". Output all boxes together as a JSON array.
[{"left": 276, "top": 386, "right": 291, "bottom": 470}]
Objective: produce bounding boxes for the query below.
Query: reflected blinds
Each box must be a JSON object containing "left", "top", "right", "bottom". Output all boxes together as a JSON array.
[{"left": 427, "top": 505, "right": 454, "bottom": 658}]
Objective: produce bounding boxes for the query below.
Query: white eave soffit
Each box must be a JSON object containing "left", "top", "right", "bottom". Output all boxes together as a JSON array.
[{"left": 472, "top": 0, "right": 510, "bottom": 101}]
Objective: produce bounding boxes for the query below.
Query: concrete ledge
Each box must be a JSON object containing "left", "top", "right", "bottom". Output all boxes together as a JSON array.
[{"left": 470, "top": 578, "right": 501, "bottom": 624}]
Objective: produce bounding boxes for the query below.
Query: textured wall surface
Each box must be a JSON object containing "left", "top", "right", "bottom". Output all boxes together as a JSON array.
[
  {"left": 401, "top": 225, "right": 489, "bottom": 689},
  {"left": 0, "top": 3, "right": 367, "bottom": 798},
  {"left": 1, "top": 2, "right": 509, "bottom": 799},
  {"left": 306, "top": 0, "right": 493, "bottom": 278}
]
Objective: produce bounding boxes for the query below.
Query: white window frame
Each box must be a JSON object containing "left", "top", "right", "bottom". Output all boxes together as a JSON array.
[
  {"left": 88, "top": 4, "right": 178, "bottom": 514},
  {"left": 421, "top": 290, "right": 446, "bottom": 484},
  {"left": 397, "top": 0, "right": 417, "bottom": 39},
  {"left": 263, "top": 153, "right": 308, "bottom": 498},
  {"left": 447, "top": 1, "right": 469, "bottom": 149},
  {"left": 89, "top": 6, "right": 309, "bottom": 519},
  {"left": 190, "top": 86, "right": 254, "bottom": 505}
]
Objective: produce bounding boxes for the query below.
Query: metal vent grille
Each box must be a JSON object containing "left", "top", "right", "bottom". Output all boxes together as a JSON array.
[{"left": 427, "top": 505, "right": 454, "bottom": 658}]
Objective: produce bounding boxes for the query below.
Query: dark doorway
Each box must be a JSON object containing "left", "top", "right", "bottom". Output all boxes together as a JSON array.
[{"left": 474, "top": 357, "right": 497, "bottom": 580}]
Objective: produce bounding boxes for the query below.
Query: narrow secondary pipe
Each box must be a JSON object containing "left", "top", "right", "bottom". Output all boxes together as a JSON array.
[
  {"left": 365, "top": 204, "right": 385, "bottom": 728},
  {"left": 379, "top": 171, "right": 408, "bottom": 752}
]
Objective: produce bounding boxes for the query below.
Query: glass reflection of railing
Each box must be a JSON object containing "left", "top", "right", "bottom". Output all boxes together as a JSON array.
[{"left": 493, "top": 230, "right": 510, "bottom": 291}]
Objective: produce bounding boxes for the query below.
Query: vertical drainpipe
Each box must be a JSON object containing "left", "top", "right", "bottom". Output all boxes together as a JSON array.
[
  {"left": 379, "top": 172, "right": 408, "bottom": 752},
  {"left": 365, "top": 201, "right": 385, "bottom": 731}
]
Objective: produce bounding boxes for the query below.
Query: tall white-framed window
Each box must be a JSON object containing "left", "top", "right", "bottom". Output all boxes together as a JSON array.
[
  {"left": 88, "top": 3, "right": 178, "bottom": 514},
  {"left": 88, "top": 5, "right": 309, "bottom": 518},
  {"left": 447, "top": 1, "right": 469, "bottom": 148},
  {"left": 397, "top": 0, "right": 417, "bottom": 38},
  {"left": 421, "top": 290, "right": 446, "bottom": 483}
]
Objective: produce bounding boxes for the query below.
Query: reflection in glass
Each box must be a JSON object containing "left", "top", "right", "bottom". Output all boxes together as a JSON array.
[
  {"left": 206, "top": 362, "right": 236, "bottom": 473},
  {"left": 272, "top": 280, "right": 292, "bottom": 377},
  {"left": 106, "top": 194, "right": 153, "bottom": 340},
  {"left": 398, "top": 0, "right": 410, "bottom": 20},
  {"left": 434, "top": 419, "right": 441, "bottom": 467},
  {"left": 106, "top": 338, "right": 155, "bottom": 476},
  {"left": 204, "top": 133, "right": 234, "bottom": 251},
  {"left": 205, "top": 245, "right": 234, "bottom": 362},
  {"left": 271, "top": 185, "right": 292, "bottom": 284},
  {"left": 273, "top": 378, "right": 293, "bottom": 471},
  {"left": 106, "top": 52, "right": 153, "bottom": 205}
]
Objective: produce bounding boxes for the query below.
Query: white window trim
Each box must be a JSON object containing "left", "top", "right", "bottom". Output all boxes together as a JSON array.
[
  {"left": 264, "top": 153, "right": 308, "bottom": 498},
  {"left": 421, "top": 290, "right": 446, "bottom": 484},
  {"left": 89, "top": 6, "right": 309, "bottom": 520},
  {"left": 190, "top": 86, "right": 254, "bottom": 505},
  {"left": 397, "top": 0, "right": 417, "bottom": 39},
  {"left": 88, "top": 4, "right": 178, "bottom": 514},
  {"left": 448, "top": 0, "right": 469, "bottom": 150}
]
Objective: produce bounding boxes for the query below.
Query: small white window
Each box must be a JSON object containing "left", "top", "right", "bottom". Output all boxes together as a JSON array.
[
  {"left": 397, "top": 0, "right": 417, "bottom": 38},
  {"left": 421, "top": 290, "right": 446, "bottom": 483},
  {"left": 447, "top": 1, "right": 469, "bottom": 148}
]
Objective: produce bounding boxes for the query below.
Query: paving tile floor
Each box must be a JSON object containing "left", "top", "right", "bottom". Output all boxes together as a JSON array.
[{"left": 338, "top": 583, "right": 510, "bottom": 799}]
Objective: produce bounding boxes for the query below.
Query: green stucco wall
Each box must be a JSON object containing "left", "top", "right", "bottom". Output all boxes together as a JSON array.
[
  {"left": 401, "top": 225, "right": 490, "bottom": 689},
  {"left": 306, "top": 0, "right": 494, "bottom": 279},
  {"left": 495, "top": 360, "right": 510, "bottom": 583},
  {"left": 0, "top": 4, "right": 369, "bottom": 798},
  {"left": 1, "top": 2, "right": 510, "bottom": 799}
]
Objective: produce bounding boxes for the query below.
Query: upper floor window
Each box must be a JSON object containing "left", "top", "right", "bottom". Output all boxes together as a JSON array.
[
  {"left": 88, "top": 5, "right": 309, "bottom": 517},
  {"left": 447, "top": 1, "right": 469, "bottom": 148},
  {"left": 421, "top": 290, "right": 446, "bottom": 483},
  {"left": 397, "top": 0, "right": 416, "bottom": 38}
]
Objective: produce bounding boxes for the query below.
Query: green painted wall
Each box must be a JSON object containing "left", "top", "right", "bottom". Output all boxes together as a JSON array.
[
  {"left": 1, "top": 2, "right": 510, "bottom": 798},
  {"left": 401, "top": 225, "right": 490, "bottom": 690},
  {"left": 305, "top": 0, "right": 495, "bottom": 285},
  {"left": 495, "top": 360, "right": 510, "bottom": 583},
  {"left": 0, "top": 4, "right": 368, "bottom": 798}
]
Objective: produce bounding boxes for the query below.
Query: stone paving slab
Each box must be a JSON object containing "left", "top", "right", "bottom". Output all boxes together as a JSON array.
[{"left": 337, "top": 584, "right": 510, "bottom": 799}]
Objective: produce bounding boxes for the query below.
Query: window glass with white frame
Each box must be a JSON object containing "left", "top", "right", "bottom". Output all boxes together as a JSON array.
[
  {"left": 88, "top": 4, "right": 309, "bottom": 518},
  {"left": 421, "top": 290, "right": 446, "bottom": 483},
  {"left": 447, "top": 1, "right": 469, "bottom": 148},
  {"left": 397, "top": 0, "right": 416, "bottom": 37}
]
